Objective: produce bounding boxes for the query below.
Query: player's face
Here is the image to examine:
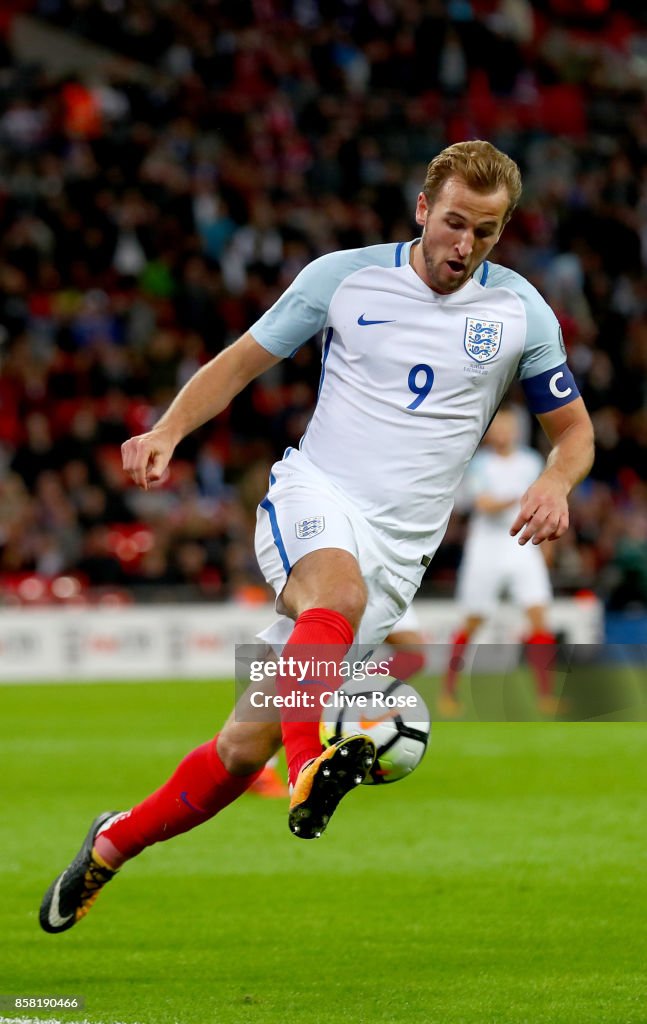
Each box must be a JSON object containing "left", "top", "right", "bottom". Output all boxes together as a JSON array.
[
  {"left": 486, "top": 410, "right": 519, "bottom": 453},
  {"left": 412, "top": 178, "right": 509, "bottom": 294}
]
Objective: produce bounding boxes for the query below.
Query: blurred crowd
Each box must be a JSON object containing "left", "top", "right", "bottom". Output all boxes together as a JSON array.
[{"left": 0, "top": 0, "right": 646, "bottom": 609}]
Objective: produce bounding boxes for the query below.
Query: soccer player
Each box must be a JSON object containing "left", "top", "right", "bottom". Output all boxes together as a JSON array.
[
  {"left": 440, "top": 407, "right": 560, "bottom": 717},
  {"left": 40, "top": 141, "right": 594, "bottom": 933}
]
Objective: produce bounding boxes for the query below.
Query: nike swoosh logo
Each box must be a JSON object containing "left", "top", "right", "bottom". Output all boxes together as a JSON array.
[
  {"left": 180, "top": 790, "right": 207, "bottom": 813},
  {"left": 48, "top": 873, "right": 74, "bottom": 929},
  {"left": 357, "top": 314, "right": 396, "bottom": 326},
  {"left": 358, "top": 707, "right": 401, "bottom": 732}
]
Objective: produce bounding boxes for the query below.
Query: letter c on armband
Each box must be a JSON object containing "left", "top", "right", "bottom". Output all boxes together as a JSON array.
[{"left": 549, "top": 371, "right": 572, "bottom": 399}]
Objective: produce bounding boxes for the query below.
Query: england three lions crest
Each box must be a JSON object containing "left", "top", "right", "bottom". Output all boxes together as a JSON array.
[
  {"left": 464, "top": 317, "right": 503, "bottom": 363},
  {"left": 295, "top": 516, "right": 325, "bottom": 539}
]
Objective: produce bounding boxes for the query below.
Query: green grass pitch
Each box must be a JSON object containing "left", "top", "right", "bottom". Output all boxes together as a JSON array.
[{"left": 1, "top": 680, "right": 646, "bottom": 1024}]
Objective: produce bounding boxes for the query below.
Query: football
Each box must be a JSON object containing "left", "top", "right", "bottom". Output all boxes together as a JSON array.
[{"left": 319, "top": 676, "right": 430, "bottom": 784}]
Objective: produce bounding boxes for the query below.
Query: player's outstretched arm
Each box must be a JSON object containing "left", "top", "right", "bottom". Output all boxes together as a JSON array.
[
  {"left": 510, "top": 398, "right": 594, "bottom": 546},
  {"left": 121, "top": 331, "right": 280, "bottom": 490}
]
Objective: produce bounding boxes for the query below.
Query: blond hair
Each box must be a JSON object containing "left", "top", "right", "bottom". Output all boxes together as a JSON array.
[{"left": 423, "top": 141, "right": 522, "bottom": 224}]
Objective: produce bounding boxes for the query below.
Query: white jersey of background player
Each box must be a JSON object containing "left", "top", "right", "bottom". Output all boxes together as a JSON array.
[
  {"left": 441, "top": 406, "right": 560, "bottom": 717},
  {"left": 457, "top": 408, "right": 552, "bottom": 614},
  {"left": 253, "top": 241, "right": 577, "bottom": 646}
]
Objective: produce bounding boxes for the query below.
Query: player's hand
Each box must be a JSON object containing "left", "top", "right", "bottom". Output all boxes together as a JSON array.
[
  {"left": 121, "top": 429, "right": 176, "bottom": 490},
  {"left": 509, "top": 471, "right": 570, "bottom": 546}
]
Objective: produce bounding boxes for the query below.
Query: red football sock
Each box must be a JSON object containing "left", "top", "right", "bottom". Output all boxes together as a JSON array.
[
  {"left": 386, "top": 649, "right": 426, "bottom": 681},
  {"left": 279, "top": 607, "right": 354, "bottom": 786},
  {"left": 525, "top": 631, "right": 556, "bottom": 697},
  {"left": 443, "top": 630, "right": 469, "bottom": 696},
  {"left": 94, "top": 735, "right": 261, "bottom": 866}
]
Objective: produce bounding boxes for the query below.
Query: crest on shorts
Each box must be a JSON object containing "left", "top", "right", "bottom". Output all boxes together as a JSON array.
[
  {"left": 464, "top": 317, "right": 503, "bottom": 363},
  {"left": 295, "top": 516, "right": 325, "bottom": 539}
]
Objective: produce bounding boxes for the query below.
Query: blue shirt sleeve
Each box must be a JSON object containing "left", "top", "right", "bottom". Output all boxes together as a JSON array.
[
  {"left": 483, "top": 263, "right": 580, "bottom": 413},
  {"left": 249, "top": 256, "right": 331, "bottom": 357},
  {"left": 249, "top": 243, "right": 402, "bottom": 357},
  {"left": 483, "top": 264, "right": 565, "bottom": 376}
]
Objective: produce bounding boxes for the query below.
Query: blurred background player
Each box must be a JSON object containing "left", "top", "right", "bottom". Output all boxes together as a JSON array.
[
  {"left": 383, "top": 604, "right": 427, "bottom": 683},
  {"left": 441, "top": 408, "right": 559, "bottom": 716}
]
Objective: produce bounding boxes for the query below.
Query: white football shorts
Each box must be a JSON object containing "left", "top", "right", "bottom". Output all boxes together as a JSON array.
[
  {"left": 389, "top": 601, "right": 421, "bottom": 635},
  {"left": 255, "top": 453, "right": 432, "bottom": 649},
  {"left": 457, "top": 532, "right": 552, "bottom": 614}
]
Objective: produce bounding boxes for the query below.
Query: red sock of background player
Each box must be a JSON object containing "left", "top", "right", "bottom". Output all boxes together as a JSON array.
[
  {"left": 386, "top": 649, "right": 426, "bottom": 681},
  {"left": 93, "top": 736, "right": 261, "bottom": 869},
  {"left": 526, "top": 631, "right": 556, "bottom": 698},
  {"left": 278, "top": 607, "right": 354, "bottom": 787},
  {"left": 443, "top": 630, "right": 469, "bottom": 696}
]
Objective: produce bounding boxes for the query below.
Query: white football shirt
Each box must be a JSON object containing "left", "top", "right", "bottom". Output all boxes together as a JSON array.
[
  {"left": 457, "top": 446, "right": 553, "bottom": 612},
  {"left": 463, "top": 446, "right": 546, "bottom": 541},
  {"left": 250, "top": 240, "right": 578, "bottom": 565}
]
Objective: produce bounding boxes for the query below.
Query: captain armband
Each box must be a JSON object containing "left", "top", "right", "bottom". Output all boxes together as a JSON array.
[{"left": 521, "top": 363, "right": 580, "bottom": 414}]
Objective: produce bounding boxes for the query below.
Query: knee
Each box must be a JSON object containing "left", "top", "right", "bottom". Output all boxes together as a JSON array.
[
  {"left": 324, "top": 578, "right": 368, "bottom": 633},
  {"left": 282, "top": 550, "right": 368, "bottom": 634},
  {"left": 217, "top": 722, "right": 281, "bottom": 776}
]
